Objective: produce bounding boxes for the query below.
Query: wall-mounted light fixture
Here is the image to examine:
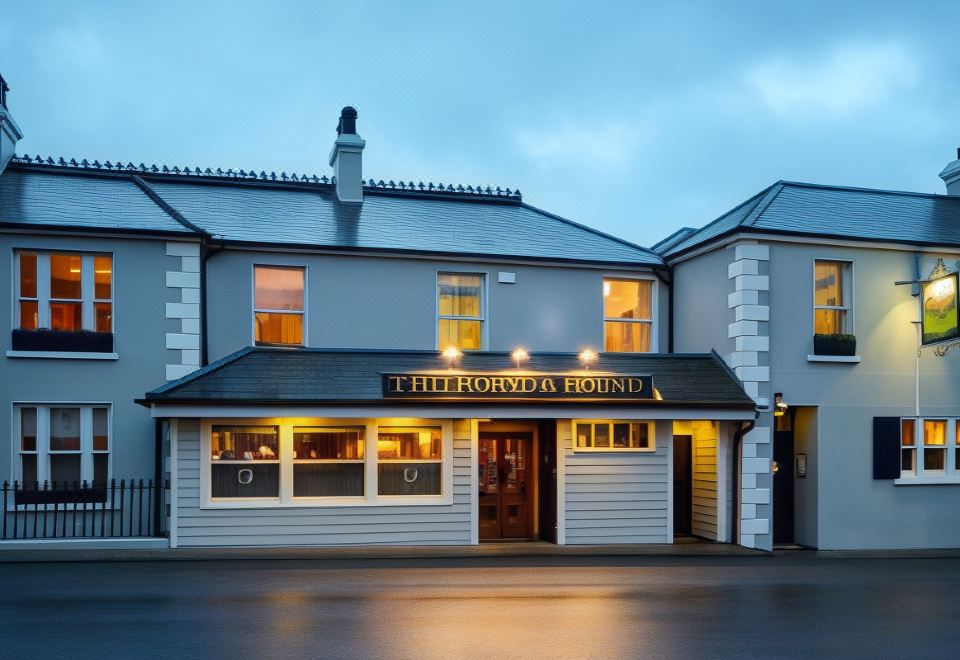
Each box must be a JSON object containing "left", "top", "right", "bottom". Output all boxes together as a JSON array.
[
  {"left": 511, "top": 348, "right": 529, "bottom": 369},
  {"left": 441, "top": 346, "right": 463, "bottom": 368},
  {"left": 774, "top": 392, "right": 788, "bottom": 417},
  {"left": 578, "top": 349, "right": 598, "bottom": 370}
]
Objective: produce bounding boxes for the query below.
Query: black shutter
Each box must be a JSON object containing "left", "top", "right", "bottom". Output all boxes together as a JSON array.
[{"left": 873, "top": 417, "right": 901, "bottom": 480}]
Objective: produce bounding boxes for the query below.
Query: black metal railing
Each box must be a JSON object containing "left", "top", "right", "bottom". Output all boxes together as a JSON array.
[{"left": 1, "top": 479, "right": 168, "bottom": 540}]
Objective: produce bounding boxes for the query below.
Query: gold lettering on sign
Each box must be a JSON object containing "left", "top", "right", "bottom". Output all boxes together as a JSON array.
[{"left": 384, "top": 373, "right": 649, "bottom": 398}]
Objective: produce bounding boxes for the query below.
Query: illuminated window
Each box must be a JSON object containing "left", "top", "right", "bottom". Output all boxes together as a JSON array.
[
  {"left": 437, "top": 273, "right": 483, "bottom": 351},
  {"left": 293, "top": 427, "right": 365, "bottom": 497},
  {"left": 900, "top": 417, "right": 960, "bottom": 480},
  {"left": 211, "top": 426, "right": 280, "bottom": 499},
  {"left": 254, "top": 265, "right": 305, "bottom": 346},
  {"left": 574, "top": 420, "right": 654, "bottom": 452},
  {"left": 377, "top": 427, "right": 442, "bottom": 495},
  {"left": 814, "top": 260, "right": 852, "bottom": 336},
  {"left": 15, "top": 251, "right": 113, "bottom": 333},
  {"left": 603, "top": 278, "right": 654, "bottom": 352},
  {"left": 16, "top": 405, "right": 110, "bottom": 487}
]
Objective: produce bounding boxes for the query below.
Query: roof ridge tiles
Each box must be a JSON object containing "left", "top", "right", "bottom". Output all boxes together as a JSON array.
[
  {"left": 776, "top": 179, "right": 953, "bottom": 200},
  {"left": 10, "top": 154, "right": 521, "bottom": 201}
]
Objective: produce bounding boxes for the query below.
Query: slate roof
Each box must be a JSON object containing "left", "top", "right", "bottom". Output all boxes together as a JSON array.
[
  {"left": 2, "top": 157, "right": 661, "bottom": 266},
  {"left": 141, "top": 347, "right": 755, "bottom": 408},
  {"left": 660, "top": 181, "right": 960, "bottom": 259}
]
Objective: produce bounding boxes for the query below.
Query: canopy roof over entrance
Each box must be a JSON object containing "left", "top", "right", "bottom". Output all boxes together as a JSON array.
[{"left": 140, "top": 347, "right": 756, "bottom": 410}]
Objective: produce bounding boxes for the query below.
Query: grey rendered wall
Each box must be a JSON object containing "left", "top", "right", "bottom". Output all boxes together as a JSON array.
[
  {"left": 205, "top": 250, "right": 667, "bottom": 360},
  {"left": 173, "top": 418, "right": 473, "bottom": 546},
  {"left": 560, "top": 420, "right": 671, "bottom": 544},
  {"left": 767, "top": 242, "right": 960, "bottom": 549},
  {"left": 0, "top": 233, "right": 178, "bottom": 483},
  {"left": 672, "top": 247, "right": 734, "bottom": 356},
  {"left": 792, "top": 407, "right": 818, "bottom": 547}
]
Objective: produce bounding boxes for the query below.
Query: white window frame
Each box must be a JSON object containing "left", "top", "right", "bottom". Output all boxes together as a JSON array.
[
  {"left": 293, "top": 425, "right": 366, "bottom": 498},
  {"left": 200, "top": 418, "right": 454, "bottom": 508},
  {"left": 571, "top": 419, "right": 656, "bottom": 453},
  {"left": 251, "top": 264, "right": 307, "bottom": 347},
  {"left": 436, "top": 271, "right": 487, "bottom": 351},
  {"left": 602, "top": 275, "right": 658, "bottom": 353},
  {"left": 12, "top": 403, "right": 112, "bottom": 485},
  {"left": 896, "top": 417, "right": 960, "bottom": 485},
  {"left": 14, "top": 251, "right": 114, "bottom": 333},
  {"left": 812, "top": 258, "right": 854, "bottom": 336}
]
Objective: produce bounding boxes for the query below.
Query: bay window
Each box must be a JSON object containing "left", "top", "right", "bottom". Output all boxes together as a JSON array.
[
  {"left": 574, "top": 420, "right": 654, "bottom": 452},
  {"left": 437, "top": 273, "right": 484, "bottom": 350},
  {"left": 254, "top": 265, "right": 305, "bottom": 346},
  {"left": 603, "top": 278, "right": 654, "bottom": 352},
  {"left": 203, "top": 420, "right": 450, "bottom": 506},
  {"left": 14, "top": 251, "right": 113, "bottom": 352},
  {"left": 15, "top": 404, "right": 111, "bottom": 486}
]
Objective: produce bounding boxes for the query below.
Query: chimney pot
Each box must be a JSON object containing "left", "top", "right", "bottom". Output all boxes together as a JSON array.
[{"left": 337, "top": 106, "right": 358, "bottom": 136}]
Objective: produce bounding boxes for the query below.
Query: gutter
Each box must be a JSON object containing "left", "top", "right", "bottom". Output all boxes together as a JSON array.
[{"left": 200, "top": 240, "right": 226, "bottom": 366}]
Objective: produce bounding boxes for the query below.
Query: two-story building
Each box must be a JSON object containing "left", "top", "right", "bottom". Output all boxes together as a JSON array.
[
  {"left": 1, "top": 78, "right": 760, "bottom": 549},
  {"left": 662, "top": 158, "right": 960, "bottom": 550}
]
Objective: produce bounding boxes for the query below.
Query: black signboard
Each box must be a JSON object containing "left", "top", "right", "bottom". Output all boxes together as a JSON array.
[{"left": 382, "top": 373, "right": 654, "bottom": 401}]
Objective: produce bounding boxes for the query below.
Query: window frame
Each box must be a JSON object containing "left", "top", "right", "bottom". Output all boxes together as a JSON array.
[
  {"left": 436, "top": 271, "right": 487, "bottom": 351},
  {"left": 199, "top": 418, "right": 454, "bottom": 508},
  {"left": 812, "top": 258, "right": 854, "bottom": 336},
  {"left": 12, "top": 403, "right": 112, "bottom": 486},
  {"left": 897, "top": 416, "right": 960, "bottom": 484},
  {"left": 14, "top": 251, "right": 114, "bottom": 334},
  {"left": 602, "top": 275, "right": 658, "bottom": 353},
  {"left": 571, "top": 419, "right": 656, "bottom": 453},
  {"left": 251, "top": 264, "right": 308, "bottom": 347},
  {"left": 293, "top": 425, "right": 366, "bottom": 499}
]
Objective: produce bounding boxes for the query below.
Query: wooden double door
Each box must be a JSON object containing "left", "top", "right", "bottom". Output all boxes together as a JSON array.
[{"left": 478, "top": 432, "right": 533, "bottom": 540}]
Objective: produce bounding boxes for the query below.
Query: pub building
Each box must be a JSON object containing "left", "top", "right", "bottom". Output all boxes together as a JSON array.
[{"left": 1, "top": 84, "right": 763, "bottom": 550}]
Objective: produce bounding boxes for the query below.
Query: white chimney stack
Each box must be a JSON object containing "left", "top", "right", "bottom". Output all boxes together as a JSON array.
[
  {"left": 939, "top": 148, "right": 960, "bottom": 196},
  {"left": 0, "top": 74, "right": 24, "bottom": 175},
  {"left": 328, "top": 106, "right": 365, "bottom": 204}
]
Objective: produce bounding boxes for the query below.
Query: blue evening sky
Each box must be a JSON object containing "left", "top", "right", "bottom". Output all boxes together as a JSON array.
[{"left": 2, "top": 1, "right": 958, "bottom": 247}]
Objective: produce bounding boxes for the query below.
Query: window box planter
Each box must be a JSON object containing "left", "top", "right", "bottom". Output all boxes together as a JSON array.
[
  {"left": 813, "top": 333, "right": 856, "bottom": 356},
  {"left": 11, "top": 329, "right": 114, "bottom": 353}
]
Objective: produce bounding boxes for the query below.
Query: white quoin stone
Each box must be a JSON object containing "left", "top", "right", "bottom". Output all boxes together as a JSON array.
[{"left": 734, "top": 244, "right": 769, "bottom": 261}]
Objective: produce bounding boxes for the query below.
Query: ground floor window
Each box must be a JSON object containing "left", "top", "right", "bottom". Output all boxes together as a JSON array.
[
  {"left": 900, "top": 417, "right": 959, "bottom": 479},
  {"left": 15, "top": 404, "right": 110, "bottom": 486},
  {"left": 202, "top": 419, "right": 450, "bottom": 505},
  {"left": 573, "top": 420, "right": 654, "bottom": 451}
]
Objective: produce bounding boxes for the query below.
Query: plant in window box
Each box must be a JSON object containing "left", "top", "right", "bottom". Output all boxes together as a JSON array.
[
  {"left": 813, "top": 333, "right": 856, "bottom": 356},
  {"left": 12, "top": 328, "right": 114, "bottom": 353}
]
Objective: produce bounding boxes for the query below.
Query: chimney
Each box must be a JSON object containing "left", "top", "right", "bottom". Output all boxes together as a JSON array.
[
  {"left": 939, "top": 147, "right": 960, "bottom": 195},
  {"left": 328, "top": 106, "right": 365, "bottom": 203},
  {"left": 0, "top": 73, "right": 24, "bottom": 175}
]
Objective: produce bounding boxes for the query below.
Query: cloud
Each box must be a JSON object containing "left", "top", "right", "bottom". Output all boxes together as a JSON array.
[
  {"left": 746, "top": 40, "right": 920, "bottom": 116},
  {"left": 515, "top": 119, "right": 648, "bottom": 168}
]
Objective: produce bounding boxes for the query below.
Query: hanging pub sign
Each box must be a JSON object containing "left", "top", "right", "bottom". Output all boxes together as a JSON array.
[
  {"left": 922, "top": 271, "right": 960, "bottom": 346},
  {"left": 382, "top": 373, "right": 654, "bottom": 400}
]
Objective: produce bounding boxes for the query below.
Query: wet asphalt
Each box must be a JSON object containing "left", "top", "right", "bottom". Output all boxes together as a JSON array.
[{"left": 1, "top": 553, "right": 958, "bottom": 659}]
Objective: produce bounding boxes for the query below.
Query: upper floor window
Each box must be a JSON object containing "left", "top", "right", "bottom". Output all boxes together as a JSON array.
[
  {"left": 603, "top": 278, "right": 654, "bottom": 352},
  {"left": 16, "top": 251, "right": 113, "bottom": 333},
  {"left": 814, "top": 260, "right": 852, "bottom": 335},
  {"left": 437, "top": 273, "right": 484, "bottom": 350},
  {"left": 254, "top": 266, "right": 305, "bottom": 346}
]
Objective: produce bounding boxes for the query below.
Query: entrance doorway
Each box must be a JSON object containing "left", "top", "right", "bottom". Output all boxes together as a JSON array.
[
  {"left": 479, "top": 431, "right": 534, "bottom": 540},
  {"left": 773, "top": 427, "right": 795, "bottom": 544},
  {"left": 672, "top": 435, "right": 693, "bottom": 536}
]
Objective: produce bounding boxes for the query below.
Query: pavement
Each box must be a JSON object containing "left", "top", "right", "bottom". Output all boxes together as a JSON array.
[{"left": 1, "top": 553, "right": 959, "bottom": 659}]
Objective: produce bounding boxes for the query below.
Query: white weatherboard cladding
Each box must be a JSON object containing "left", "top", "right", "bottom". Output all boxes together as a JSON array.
[
  {"left": 559, "top": 420, "right": 671, "bottom": 544},
  {"left": 173, "top": 419, "right": 473, "bottom": 546},
  {"left": 165, "top": 242, "right": 202, "bottom": 381}
]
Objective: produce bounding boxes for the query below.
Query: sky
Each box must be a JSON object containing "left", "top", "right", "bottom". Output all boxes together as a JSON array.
[{"left": 2, "top": 1, "right": 958, "bottom": 247}]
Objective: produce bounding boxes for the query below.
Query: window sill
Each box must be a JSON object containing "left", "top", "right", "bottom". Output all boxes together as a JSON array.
[
  {"left": 201, "top": 495, "right": 454, "bottom": 509},
  {"left": 571, "top": 448, "right": 657, "bottom": 454},
  {"left": 894, "top": 476, "right": 960, "bottom": 486},
  {"left": 6, "top": 350, "right": 119, "bottom": 360},
  {"left": 806, "top": 355, "right": 861, "bottom": 363}
]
